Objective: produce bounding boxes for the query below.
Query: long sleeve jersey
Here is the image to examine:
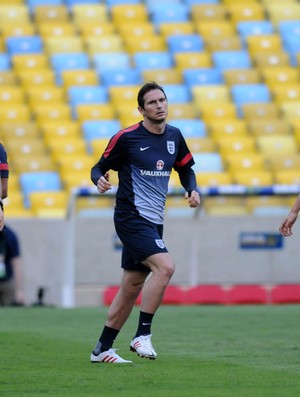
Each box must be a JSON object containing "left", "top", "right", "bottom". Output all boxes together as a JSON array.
[{"left": 91, "top": 122, "right": 198, "bottom": 224}]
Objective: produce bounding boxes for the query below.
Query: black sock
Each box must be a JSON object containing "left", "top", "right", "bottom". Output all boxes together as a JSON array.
[
  {"left": 135, "top": 311, "right": 154, "bottom": 337},
  {"left": 93, "top": 326, "right": 120, "bottom": 355}
]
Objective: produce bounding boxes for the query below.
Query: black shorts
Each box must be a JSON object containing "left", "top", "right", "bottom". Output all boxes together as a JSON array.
[{"left": 114, "top": 209, "right": 168, "bottom": 273}]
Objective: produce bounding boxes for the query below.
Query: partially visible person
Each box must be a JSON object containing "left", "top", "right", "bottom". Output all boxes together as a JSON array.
[
  {"left": 279, "top": 194, "right": 300, "bottom": 237},
  {"left": 0, "top": 225, "right": 25, "bottom": 306},
  {"left": 0, "top": 142, "right": 8, "bottom": 232}
]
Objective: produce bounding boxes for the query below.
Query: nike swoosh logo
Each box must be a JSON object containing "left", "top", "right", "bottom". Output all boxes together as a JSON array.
[
  {"left": 140, "top": 146, "right": 150, "bottom": 151},
  {"left": 142, "top": 322, "right": 152, "bottom": 326}
]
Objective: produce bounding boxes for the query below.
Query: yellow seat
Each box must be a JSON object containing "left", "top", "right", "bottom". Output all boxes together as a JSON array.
[
  {"left": 41, "top": 120, "right": 81, "bottom": 139},
  {"left": 33, "top": 104, "right": 71, "bottom": 125},
  {"left": 58, "top": 153, "right": 94, "bottom": 173},
  {"left": 185, "top": 137, "right": 216, "bottom": 153},
  {"left": 261, "top": 66, "right": 299, "bottom": 86},
  {"left": 28, "top": 190, "right": 68, "bottom": 218},
  {"left": 12, "top": 54, "right": 49, "bottom": 72},
  {"left": 274, "top": 170, "right": 300, "bottom": 185},
  {"left": 90, "top": 138, "right": 111, "bottom": 157},
  {"left": 192, "top": 85, "right": 231, "bottom": 106},
  {"left": 290, "top": 119, "right": 300, "bottom": 135},
  {"left": 79, "top": 22, "right": 115, "bottom": 39},
  {"left": 205, "top": 35, "right": 242, "bottom": 52},
  {"left": 208, "top": 119, "right": 248, "bottom": 138},
  {"left": 85, "top": 35, "right": 124, "bottom": 56},
  {"left": 174, "top": 51, "right": 212, "bottom": 71},
  {"left": 224, "top": 153, "right": 266, "bottom": 172},
  {"left": 12, "top": 154, "right": 57, "bottom": 173},
  {"left": 62, "top": 170, "right": 93, "bottom": 191},
  {"left": 247, "top": 34, "right": 283, "bottom": 57},
  {"left": 3, "top": 190, "right": 33, "bottom": 218},
  {"left": 266, "top": 154, "right": 300, "bottom": 171},
  {"left": 111, "top": 4, "right": 148, "bottom": 25},
  {"left": 0, "top": 71, "right": 16, "bottom": 86},
  {"left": 256, "top": 135, "right": 297, "bottom": 157},
  {"left": 195, "top": 20, "right": 235, "bottom": 38},
  {"left": 248, "top": 119, "right": 291, "bottom": 136},
  {"left": 118, "top": 22, "right": 155, "bottom": 39},
  {"left": 18, "top": 69, "right": 56, "bottom": 88},
  {"left": 266, "top": 3, "right": 300, "bottom": 26},
  {"left": 26, "top": 86, "right": 66, "bottom": 107},
  {"left": 0, "top": 121, "right": 39, "bottom": 139},
  {"left": 0, "top": 87, "right": 25, "bottom": 104},
  {"left": 252, "top": 51, "right": 291, "bottom": 68},
  {"left": 5, "top": 137, "right": 48, "bottom": 159},
  {"left": 76, "top": 104, "right": 115, "bottom": 123},
  {"left": 200, "top": 103, "right": 237, "bottom": 122},
  {"left": 38, "top": 21, "right": 76, "bottom": 38},
  {"left": 223, "top": 68, "right": 262, "bottom": 86},
  {"left": 242, "top": 103, "right": 280, "bottom": 120},
  {"left": 217, "top": 136, "right": 256, "bottom": 156},
  {"left": 191, "top": 4, "right": 227, "bottom": 23},
  {"left": 0, "top": 4, "right": 29, "bottom": 24},
  {"left": 280, "top": 101, "right": 300, "bottom": 121},
  {"left": 44, "top": 36, "right": 84, "bottom": 54},
  {"left": 109, "top": 85, "right": 140, "bottom": 107},
  {"left": 34, "top": 5, "right": 69, "bottom": 23},
  {"left": 203, "top": 197, "right": 249, "bottom": 216},
  {"left": 228, "top": 3, "right": 265, "bottom": 24},
  {"left": 271, "top": 84, "right": 300, "bottom": 105},
  {"left": 61, "top": 69, "right": 99, "bottom": 88},
  {"left": 159, "top": 22, "right": 194, "bottom": 38},
  {"left": 48, "top": 138, "right": 88, "bottom": 161},
  {"left": 72, "top": 4, "right": 108, "bottom": 27},
  {"left": 168, "top": 103, "right": 197, "bottom": 119},
  {"left": 125, "top": 35, "right": 167, "bottom": 55},
  {"left": 246, "top": 196, "right": 290, "bottom": 215},
  {"left": 1, "top": 22, "right": 36, "bottom": 40},
  {"left": 0, "top": 104, "right": 30, "bottom": 122},
  {"left": 196, "top": 171, "right": 233, "bottom": 187},
  {"left": 142, "top": 68, "right": 183, "bottom": 84},
  {"left": 116, "top": 105, "right": 140, "bottom": 125},
  {"left": 232, "top": 170, "right": 273, "bottom": 186}
]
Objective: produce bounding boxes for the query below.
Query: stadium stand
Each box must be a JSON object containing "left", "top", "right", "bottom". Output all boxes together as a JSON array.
[{"left": 0, "top": 0, "right": 299, "bottom": 220}]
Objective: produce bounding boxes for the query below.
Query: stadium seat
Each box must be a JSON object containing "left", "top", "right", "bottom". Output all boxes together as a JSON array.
[
  {"left": 217, "top": 136, "right": 256, "bottom": 156},
  {"left": 261, "top": 66, "right": 299, "bottom": 86},
  {"left": 252, "top": 51, "right": 291, "bottom": 68},
  {"left": 0, "top": 4, "right": 30, "bottom": 24},
  {"left": 44, "top": 36, "right": 84, "bottom": 55},
  {"left": 85, "top": 35, "right": 124, "bottom": 56},
  {"left": 213, "top": 50, "right": 252, "bottom": 71},
  {"left": 247, "top": 119, "right": 290, "bottom": 136},
  {"left": 208, "top": 119, "right": 248, "bottom": 137},
  {"left": 174, "top": 51, "right": 212, "bottom": 71},
  {"left": 79, "top": 22, "right": 115, "bottom": 39},
  {"left": 266, "top": 3, "right": 300, "bottom": 26},
  {"left": 192, "top": 85, "right": 231, "bottom": 107},
  {"left": 61, "top": 69, "right": 99, "bottom": 89},
  {"left": 133, "top": 51, "right": 173, "bottom": 71},
  {"left": 6, "top": 36, "right": 43, "bottom": 55},
  {"left": 232, "top": 170, "right": 274, "bottom": 187},
  {"left": 183, "top": 68, "right": 223, "bottom": 86},
  {"left": 93, "top": 52, "right": 131, "bottom": 72},
  {"left": 205, "top": 35, "right": 242, "bottom": 52},
  {"left": 167, "top": 34, "right": 204, "bottom": 54},
  {"left": 0, "top": 87, "right": 25, "bottom": 104},
  {"left": 26, "top": 86, "right": 66, "bottom": 107},
  {"left": 266, "top": 154, "right": 300, "bottom": 172},
  {"left": 231, "top": 84, "right": 271, "bottom": 115},
  {"left": 33, "top": 5, "right": 69, "bottom": 23},
  {"left": 227, "top": 285, "right": 268, "bottom": 305},
  {"left": 33, "top": 103, "right": 72, "bottom": 124},
  {"left": 68, "top": 86, "right": 108, "bottom": 108},
  {"left": 99, "top": 68, "right": 142, "bottom": 87},
  {"left": 192, "top": 152, "right": 223, "bottom": 173},
  {"left": 71, "top": 3, "right": 108, "bottom": 27},
  {"left": 196, "top": 171, "right": 233, "bottom": 187},
  {"left": 199, "top": 103, "right": 238, "bottom": 122},
  {"left": 82, "top": 120, "right": 121, "bottom": 142},
  {"left": 12, "top": 53, "right": 49, "bottom": 72},
  {"left": 0, "top": 104, "right": 31, "bottom": 122},
  {"left": 280, "top": 101, "right": 300, "bottom": 121},
  {"left": 12, "top": 154, "right": 57, "bottom": 174},
  {"left": 58, "top": 154, "right": 94, "bottom": 174},
  {"left": 125, "top": 36, "right": 167, "bottom": 55},
  {"left": 256, "top": 135, "right": 297, "bottom": 157},
  {"left": 237, "top": 20, "right": 274, "bottom": 41},
  {"left": 196, "top": 20, "right": 235, "bottom": 39},
  {"left": 225, "top": 153, "right": 266, "bottom": 173},
  {"left": 1, "top": 22, "right": 36, "bottom": 40},
  {"left": 76, "top": 103, "right": 115, "bottom": 122},
  {"left": 163, "top": 84, "right": 190, "bottom": 103},
  {"left": 185, "top": 285, "right": 227, "bottom": 305},
  {"left": 203, "top": 196, "right": 249, "bottom": 216},
  {"left": 17, "top": 69, "right": 56, "bottom": 88},
  {"left": 271, "top": 84, "right": 300, "bottom": 105},
  {"left": 159, "top": 21, "right": 194, "bottom": 38},
  {"left": 247, "top": 34, "right": 283, "bottom": 57},
  {"left": 228, "top": 3, "right": 265, "bottom": 24},
  {"left": 111, "top": 4, "right": 148, "bottom": 25},
  {"left": 28, "top": 190, "right": 68, "bottom": 218},
  {"left": 41, "top": 120, "right": 81, "bottom": 139},
  {"left": 51, "top": 52, "right": 90, "bottom": 75},
  {"left": 0, "top": 54, "right": 10, "bottom": 71},
  {"left": 223, "top": 68, "right": 262, "bottom": 86},
  {"left": 37, "top": 21, "right": 75, "bottom": 39},
  {"left": 109, "top": 85, "right": 140, "bottom": 107},
  {"left": 246, "top": 196, "right": 291, "bottom": 216},
  {"left": 270, "top": 284, "right": 300, "bottom": 304},
  {"left": 118, "top": 22, "right": 155, "bottom": 40},
  {"left": 167, "top": 119, "right": 207, "bottom": 138},
  {"left": 167, "top": 103, "right": 197, "bottom": 119},
  {"left": 242, "top": 103, "right": 280, "bottom": 120},
  {"left": 191, "top": 3, "right": 227, "bottom": 22},
  {"left": 142, "top": 68, "right": 183, "bottom": 84},
  {"left": 185, "top": 137, "right": 216, "bottom": 153},
  {"left": 150, "top": 3, "right": 189, "bottom": 26},
  {"left": 5, "top": 137, "right": 45, "bottom": 159},
  {"left": 0, "top": 121, "right": 39, "bottom": 139}
]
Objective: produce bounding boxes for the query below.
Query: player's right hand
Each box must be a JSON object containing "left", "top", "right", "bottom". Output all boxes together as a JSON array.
[{"left": 97, "top": 172, "right": 112, "bottom": 193}]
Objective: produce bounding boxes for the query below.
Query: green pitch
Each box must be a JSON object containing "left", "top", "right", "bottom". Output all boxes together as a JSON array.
[{"left": 1, "top": 305, "right": 300, "bottom": 397}]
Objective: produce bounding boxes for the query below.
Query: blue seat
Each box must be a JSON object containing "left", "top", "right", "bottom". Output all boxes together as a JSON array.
[
  {"left": 28, "top": 0, "right": 63, "bottom": 12},
  {"left": 68, "top": 86, "right": 108, "bottom": 108},
  {"left": 133, "top": 51, "right": 173, "bottom": 70},
  {"left": 99, "top": 68, "right": 142, "bottom": 86},
  {"left": 0, "top": 54, "right": 10, "bottom": 71},
  {"left": 51, "top": 53, "right": 90, "bottom": 73},
  {"left": 183, "top": 68, "right": 223, "bottom": 86},
  {"left": 282, "top": 36, "right": 300, "bottom": 66},
  {"left": 237, "top": 21, "right": 274, "bottom": 41},
  {"left": 66, "top": 0, "right": 100, "bottom": 5},
  {"left": 106, "top": 0, "right": 141, "bottom": 5},
  {"left": 93, "top": 52, "right": 131, "bottom": 71},
  {"left": 83, "top": 120, "right": 121, "bottom": 141},
  {"left": 212, "top": 50, "right": 252, "bottom": 71},
  {"left": 6, "top": 36, "right": 43, "bottom": 55},
  {"left": 278, "top": 21, "right": 300, "bottom": 40},
  {"left": 168, "top": 119, "right": 207, "bottom": 138},
  {"left": 150, "top": 3, "right": 189, "bottom": 25},
  {"left": 163, "top": 84, "right": 190, "bottom": 103},
  {"left": 231, "top": 84, "right": 271, "bottom": 116},
  {"left": 167, "top": 34, "right": 204, "bottom": 54},
  {"left": 20, "top": 171, "right": 62, "bottom": 207},
  {"left": 193, "top": 153, "right": 223, "bottom": 173}
]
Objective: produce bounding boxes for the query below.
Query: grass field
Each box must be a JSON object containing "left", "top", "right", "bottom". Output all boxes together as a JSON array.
[{"left": 1, "top": 305, "right": 300, "bottom": 397}]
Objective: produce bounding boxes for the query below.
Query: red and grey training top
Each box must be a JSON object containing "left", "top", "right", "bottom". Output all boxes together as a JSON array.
[
  {"left": 91, "top": 121, "right": 197, "bottom": 224},
  {"left": 0, "top": 143, "right": 9, "bottom": 179}
]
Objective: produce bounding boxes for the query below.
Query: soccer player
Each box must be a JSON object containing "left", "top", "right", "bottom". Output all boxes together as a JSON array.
[
  {"left": 0, "top": 143, "right": 8, "bottom": 231},
  {"left": 90, "top": 82, "right": 200, "bottom": 364},
  {"left": 279, "top": 194, "right": 300, "bottom": 237}
]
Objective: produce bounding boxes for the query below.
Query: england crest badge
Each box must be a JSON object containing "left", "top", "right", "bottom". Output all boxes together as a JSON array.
[{"left": 167, "top": 141, "right": 175, "bottom": 155}]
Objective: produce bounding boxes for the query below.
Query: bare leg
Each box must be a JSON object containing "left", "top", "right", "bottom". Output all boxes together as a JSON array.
[
  {"left": 141, "top": 252, "right": 175, "bottom": 313},
  {"left": 106, "top": 269, "right": 148, "bottom": 330}
]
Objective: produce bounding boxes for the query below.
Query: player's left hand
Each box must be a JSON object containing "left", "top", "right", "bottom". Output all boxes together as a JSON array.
[{"left": 185, "top": 190, "right": 200, "bottom": 208}]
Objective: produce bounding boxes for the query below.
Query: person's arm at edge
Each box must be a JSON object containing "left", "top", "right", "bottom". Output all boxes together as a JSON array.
[{"left": 279, "top": 194, "right": 300, "bottom": 237}]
